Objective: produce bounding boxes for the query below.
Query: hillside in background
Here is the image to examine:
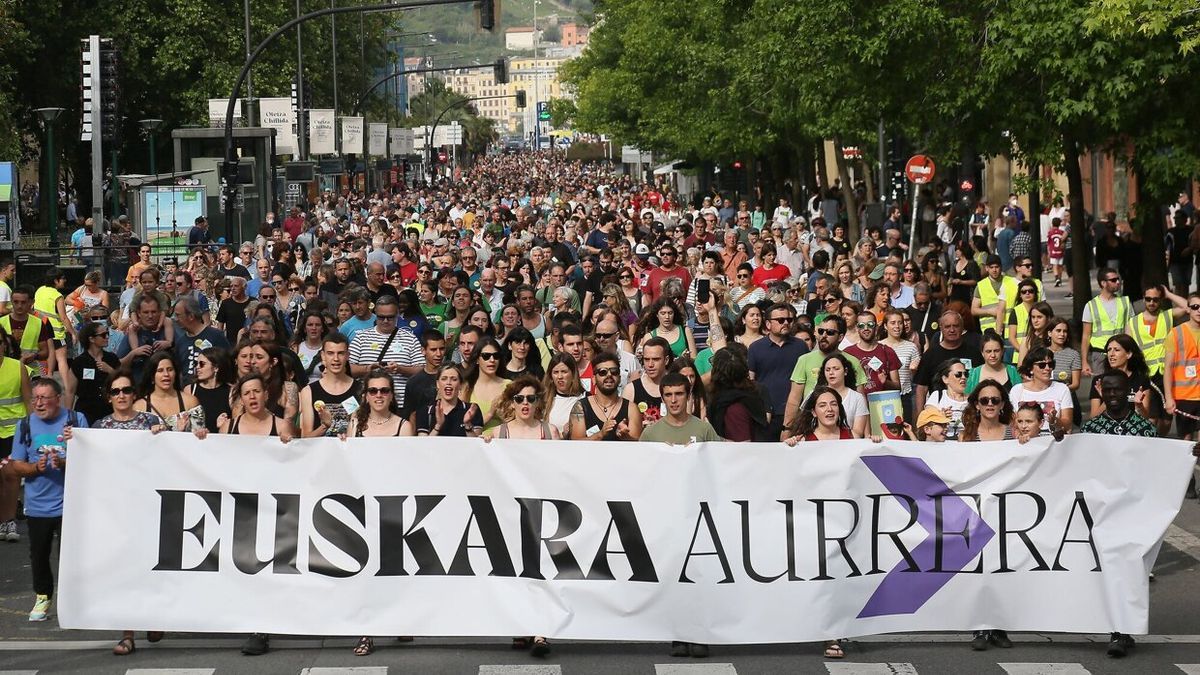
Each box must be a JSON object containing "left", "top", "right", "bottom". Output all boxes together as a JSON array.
[{"left": 395, "top": 0, "right": 592, "bottom": 64}]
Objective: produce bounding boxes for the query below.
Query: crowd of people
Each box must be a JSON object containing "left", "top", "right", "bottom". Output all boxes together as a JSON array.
[{"left": 0, "top": 151, "right": 1193, "bottom": 661}]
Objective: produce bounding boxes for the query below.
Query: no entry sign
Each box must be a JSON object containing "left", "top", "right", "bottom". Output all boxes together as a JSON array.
[{"left": 905, "top": 155, "right": 936, "bottom": 184}]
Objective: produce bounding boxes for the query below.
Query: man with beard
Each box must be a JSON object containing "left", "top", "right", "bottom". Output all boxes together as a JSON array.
[
  {"left": 568, "top": 351, "right": 642, "bottom": 441},
  {"left": 783, "top": 314, "right": 867, "bottom": 432}
]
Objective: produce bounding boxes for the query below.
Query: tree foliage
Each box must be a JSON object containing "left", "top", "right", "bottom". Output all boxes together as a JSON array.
[{"left": 1087, "top": 0, "right": 1200, "bottom": 54}]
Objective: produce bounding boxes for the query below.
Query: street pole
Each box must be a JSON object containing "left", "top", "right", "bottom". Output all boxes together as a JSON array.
[
  {"left": 36, "top": 107, "right": 65, "bottom": 256},
  {"left": 532, "top": 0, "right": 539, "bottom": 147},
  {"left": 110, "top": 148, "right": 119, "bottom": 218},
  {"left": 244, "top": 0, "right": 254, "bottom": 122},
  {"left": 296, "top": 0, "right": 307, "bottom": 161},
  {"left": 331, "top": 0, "right": 338, "bottom": 115},
  {"left": 877, "top": 118, "right": 886, "bottom": 208},
  {"left": 908, "top": 181, "right": 919, "bottom": 261},
  {"left": 220, "top": 0, "right": 480, "bottom": 242}
]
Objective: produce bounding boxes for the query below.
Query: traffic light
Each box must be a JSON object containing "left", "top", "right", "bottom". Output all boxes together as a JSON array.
[
  {"left": 515, "top": 90, "right": 527, "bottom": 108},
  {"left": 98, "top": 39, "right": 121, "bottom": 143},
  {"left": 493, "top": 57, "right": 508, "bottom": 84},
  {"left": 478, "top": 0, "right": 496, "bottom": 31}
]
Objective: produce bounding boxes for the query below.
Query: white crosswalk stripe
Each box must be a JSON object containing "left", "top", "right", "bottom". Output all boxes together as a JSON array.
[
  {"left": 478, "top": 667, "right": 563, "bottom": 675},
  {"left": 300, "top": 669, "right": 389, "bottom": 675},
  {"left": 654, "top": 665, "right": 738, "bottom": 675},
  {"left": 998, "top": 665, "right": 1092, "bottom": 675},
  {"left": 0, "top": 671, "right": 39, "bottom": 675},
  {"left": 1175, "top": 666, "right": 1200, "bottom": 674},
  {"left": 125, "top": 670, "right": 216, "bottom": 675},
  {"left": 826, "top": 664, "right": 918, "bottom": 674}
]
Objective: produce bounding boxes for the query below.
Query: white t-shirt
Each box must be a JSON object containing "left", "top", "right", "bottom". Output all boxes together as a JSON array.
[
  {"left": 839, "top": 388, "right": 869, "bottom": 428},
  {"left": 925, "top": 390, "right": 970, "bottom": 439},
  {"left": 1008, "top": 382, "right": 1073, "bottom": 431}
]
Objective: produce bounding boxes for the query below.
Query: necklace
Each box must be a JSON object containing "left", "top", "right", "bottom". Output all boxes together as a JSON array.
[{"left": 368, "top": 415, "right": 392, "bottom": 427}]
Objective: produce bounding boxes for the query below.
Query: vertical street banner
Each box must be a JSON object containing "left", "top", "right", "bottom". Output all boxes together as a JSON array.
[
  {"left": 389, "top": 128, "right": 414, "bottom": 156},
  {"left": 258, "top": 98, "right": 296, "bottom": 156},
  {"left": 308, "top": 109, "right": 336, "bottom": 155},
  {"left": 57, "top": 432, "right": 1193, "bottom": 640},
  {"left": 341, "top": 117, "right": 364, "bottom": 155},
  {"left": 208, "top": 99, "right": 242, "bottom": 128},
  {"left": 368, "top": 123, "right": 388, "bottom": 156}
]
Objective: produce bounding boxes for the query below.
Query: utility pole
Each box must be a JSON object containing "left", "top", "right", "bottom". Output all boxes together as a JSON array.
[{"left": 296, "top": 0, "right": 308, "bottom": 160}]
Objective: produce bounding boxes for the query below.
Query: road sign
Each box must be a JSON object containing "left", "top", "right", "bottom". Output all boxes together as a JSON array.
[
  {"left": 905, "top": 155, "right": 935, "bottom": 184},
  {"left": 842, "top": 146, "right": 861, "bottom": 160},
  {"left": 537, "top": 101, "right": 550, "bottom": 122}
]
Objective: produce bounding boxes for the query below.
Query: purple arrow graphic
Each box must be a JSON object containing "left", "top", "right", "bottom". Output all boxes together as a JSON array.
[{"left": 857, "top": 455, "right": 994, "bottom": 618}]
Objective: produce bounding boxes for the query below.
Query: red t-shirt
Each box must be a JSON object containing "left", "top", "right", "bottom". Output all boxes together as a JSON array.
[
  {"left": 844, "top": 342, "right": 901, "bottom": 394},
  {"left": 396, "top": 261, "right": 418, "bottom": 289},
  {"left": 751, "top": 263, "right": 791, "bottom": 290},
  {"left": 1047, "top": 226, "right": 1065, "bottom": 258},
  {"left": 643, "top": 265, "right": 692, "bottom": 306}
]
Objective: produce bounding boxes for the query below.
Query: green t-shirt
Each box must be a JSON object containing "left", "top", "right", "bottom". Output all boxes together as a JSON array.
[
  {"left": 695, "top": 348, "right": 714, "bottom": 376},
  {"left": 421, "top": 302, "right": 446, "bottom": 331},
  {"left": 640, "top": 415, "right": 723, "bottom": 444},
  {"left": 789, "top": 349, "right": 868, "bottom": 401}
]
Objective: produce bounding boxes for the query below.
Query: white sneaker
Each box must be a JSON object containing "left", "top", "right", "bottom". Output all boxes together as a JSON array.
[{"left": 3, "top": 520, "right": 19, "bottom": 542}]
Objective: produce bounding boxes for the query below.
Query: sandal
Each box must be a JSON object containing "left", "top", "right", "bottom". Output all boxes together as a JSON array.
[
  {"left": 147, "top": 631, "right": 164, "bottom": 643},
  {"left": 112, "top": 637, "right": 136, "bottom": 656},
  {"left": 511, "top": 637, "right": 531, "bottom": 650},
  {"left": 353, "top": 636, "right": 375, "bottom": 656},
  {"left": 530, "top": 636, "right": 551, "bottom": 657},
  {"left": 823, "top": 641, "right": 844, "bottom": 659}
]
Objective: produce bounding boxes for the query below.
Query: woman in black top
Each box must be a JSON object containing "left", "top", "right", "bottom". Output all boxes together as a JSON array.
[
  {"left": 69, "top": 320, "right": 121, "bottom": 425},
  {"left": 948, "top": 244, "right": 980, "bottom": 305},
  {"left": 348, "top": 370, "right": 410, "bottom": 438},
  {"left": 502, "top": 327, "right": 544, "bottom": 380},
  {"left": 219, "top": 373, "right": 293, "bottom": 440},
  {"left": 416, "top": 364, "right": 483, "bottom": 437},
  {"left": 189, "top": 347, "right": 233, "bottom": 434}
]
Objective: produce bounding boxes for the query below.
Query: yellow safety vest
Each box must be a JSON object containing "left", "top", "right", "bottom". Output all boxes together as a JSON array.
[
  {"left": 977, "top": 276, "right": 1017, "bottom": 334},
  {"left": 0, "top": 314, "right": 46, "bottom": 377},
  {"left": 0, "top": 356, "right": 24, "bottom": 438},
  {"left": 33, "top": 285, "right": 66, "bottom": 342},
  {"left": 1128, "top": 311, "right": 1171, "bottom": 376},
  {"left": 1009, "top": 304, "right": 1032, "bottom": 365},
  {"left": 1087, "top": 295, "right": 1133, "bottom": 349}
]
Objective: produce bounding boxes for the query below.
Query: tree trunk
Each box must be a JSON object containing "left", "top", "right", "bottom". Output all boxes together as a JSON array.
[
  {"left": 1062, "top": 133, "right": 1091, "bottom": 320},
  {"left": 815, "top": 141, "right": 829, "bottom": 195},
  {"left": 796, "top": 141, "right": 815, "bottom": 209},
  {"left": 833, "top": 137, "right": 861, "bottom": 240},
  {"left": 863, "top": 160, "right": 877, "bottom": 204},
  {"left": 1132, "top": 148, "right": 1168, "bottom": 289}
]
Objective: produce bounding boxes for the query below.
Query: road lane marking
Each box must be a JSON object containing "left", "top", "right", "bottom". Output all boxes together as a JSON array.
[
  {"left": 654, "top": 665, "right": 737, "bottom": 675},
  {"left": 999, "top": 665, "right": 1091, "bottom": 675},
  {"left": 827, "top": 664, "right": 918, "bottom": 674},
  {"left": 479, "top": 667, "right": 563, "bottom": 675},
  {"left": 1166, "top": 524, "right": 1200, "bottom": 562}
]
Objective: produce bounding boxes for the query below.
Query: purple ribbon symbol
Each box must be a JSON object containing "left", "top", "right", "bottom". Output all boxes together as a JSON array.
[{"left": 857, "top": 455, "right": 994, "bottom": 618}]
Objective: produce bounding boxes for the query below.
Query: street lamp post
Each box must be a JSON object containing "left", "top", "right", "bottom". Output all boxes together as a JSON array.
[
  {"left": 36, "top": 107, "right": 65, "bottom": 256},
  {"left": 139, "top": 119, "right": 164, "bottom": 177}
]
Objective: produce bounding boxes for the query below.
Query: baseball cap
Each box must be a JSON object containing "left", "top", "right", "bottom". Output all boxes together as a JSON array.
[
  {"left": 634, "top": 243, "right": 651, "bottom": 258},
  {"left": 868, "top": 263, "right": 887, "bottom": 281},
  {"left": 917, "top": 408, "right": 951, "bottom": 428},
  {"left": 434, "top": 237, "right": 449, "bottom": 247}
]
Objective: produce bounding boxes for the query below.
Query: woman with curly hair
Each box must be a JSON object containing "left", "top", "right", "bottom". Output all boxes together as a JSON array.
[
  {"left": 1089, "top": 333, "right": 1160, "bottom": 422},
  {"left": 959, "top": 378, "right": 1015, "bottom": 442},
  {"left": 484, "top": 375, "right": 560, "bottom": 441}
]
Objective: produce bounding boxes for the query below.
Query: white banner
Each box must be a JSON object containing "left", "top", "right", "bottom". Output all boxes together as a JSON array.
[
  {"left": 308, "top": 109, "right": 336, "bottom": 155},
  {"left": 368, "top": 123, "right": 388, "bottom": 156},
  {"left": 340, "top": 116, "right": 364, "bottom": 155},
  {"left": 208, "top": 99, "right": 243, "bottom": 128},
  {"left": 390, "top": 128, "right": 414, "bottom": 156},
  {"left": 258, "top": 97, "right": 296, "bottom": 155},
  {"left": 58, "top": 432, "right": 1191, "bottom": 640}
]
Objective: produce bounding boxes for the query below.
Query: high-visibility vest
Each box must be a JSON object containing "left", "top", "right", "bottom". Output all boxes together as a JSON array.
[
  {"left": 0, "top": 314, "right": 46, "bottom": 377},
  {"left": 977, "top": 276, "right": 1017, "bottom": 334},
  {"left": 1087, "top": 295, "right": 1133, "bottom": 350},
  {"left": 1129, "top": 311, "right": 1172, "bottom": 376},
  {"left": 33, "top": 285, "right": 66, "bottom": 342},
  {"left": 0, "top": 357, "right": 25, "bottom": 439},
  {"left": 1168, "top": 324, "right": 1200, "bottom": 400},
  {"left": 1009, "top": 304, "right": 1032, "bottom": 365}
]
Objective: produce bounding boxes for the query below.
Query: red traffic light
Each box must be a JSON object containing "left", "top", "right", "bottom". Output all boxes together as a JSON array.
[{"left": 732, "top": 161, "right": 743, "bottom": 170}]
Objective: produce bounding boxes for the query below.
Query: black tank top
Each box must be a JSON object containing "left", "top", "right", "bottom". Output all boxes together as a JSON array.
[
  {"left": 630, "top": 379, "right": 662, "bottom": 419},
  {"left": 229, "top": 414, "right": 278, "bottom": 436},
  {"left": 191, "top": 383, "right": 231, "bottom": 433},
  {"left": 306, "top": 378, "right": 363, "bottom": 435},
  {"left": 580, "top": 396, "right": 630, "bottom": 441}
]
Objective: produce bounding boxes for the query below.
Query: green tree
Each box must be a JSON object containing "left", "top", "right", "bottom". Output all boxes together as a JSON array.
[
  {"left": 1087, "top": 0, "right": 1200, "bottom": 53},
  {"left": 546, "top": 97, "right": 575, "bottom": 129}
]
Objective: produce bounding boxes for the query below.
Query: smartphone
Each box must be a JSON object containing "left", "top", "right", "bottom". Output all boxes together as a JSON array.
[{"left": 697, "top": 278, "right": 711, "bottom": 304}]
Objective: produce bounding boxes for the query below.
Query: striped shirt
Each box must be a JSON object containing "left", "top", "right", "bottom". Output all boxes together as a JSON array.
[{"left": 348, "top": 328, "right": 423, "bottom": 408}]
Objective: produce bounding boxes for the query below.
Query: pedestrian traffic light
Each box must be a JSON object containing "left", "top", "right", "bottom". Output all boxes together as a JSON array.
[
  {"left": 98, "top": 39, "right": 121, "bottom": 143},
  {"left": 493, "top": 57, "right": 508, "bottom": 85},
  {"left": 478, "top": 0, "right": 497, "bottom": 31},
  {"left": 515, "top": 90, "right": 527, "bottom": 108}
]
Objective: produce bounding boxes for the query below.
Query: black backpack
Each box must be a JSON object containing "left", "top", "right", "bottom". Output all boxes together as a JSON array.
[{"left": 18, "top": 410, "right": 80, "bottom": 448}]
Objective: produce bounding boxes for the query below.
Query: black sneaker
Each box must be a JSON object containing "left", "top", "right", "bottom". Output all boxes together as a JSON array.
[
  {"left": 670, "top": 641, "right": 690, "bottom": 657},
  {"left": 241, "top": 633, "right": 270, "bottom": 656},
  {"left": 989, "top": 630, "right": 1013, "bottom": 648},
  {"left": 1106, "top": 632, "right": 1133, "bottom": 658},
  {"left": 689, "top": 643, "right": 709, "bottom": 658},
  {"left": 970, "top": 631, "right": 990, "bottom": 651}
]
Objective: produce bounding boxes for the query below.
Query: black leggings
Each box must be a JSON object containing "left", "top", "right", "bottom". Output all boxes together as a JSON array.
[{"left": 27, "top": 516, "right": 61, "bottom": 596}]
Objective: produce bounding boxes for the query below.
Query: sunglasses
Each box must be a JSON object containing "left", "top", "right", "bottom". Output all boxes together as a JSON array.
[
  {"left": 594, "top": 367, "right": 620, "bottom": 377},
  {"left": 513, "top": 394, "right": 540, "bottom": 404},
  {"left": 1017, "top": 262, "right": 1032, "bottom": 268},
  {"left": 595, "top": 331, "right": 618, "bottom": 339},
  {"left": 767, "top": 316, "right": 793, "bottom": 323},
  {"left": 95, "top": 331, "right": 110, "bottom": 339},
  {"left": 478, "top": 352, "right": 501, "bottom": 361},
  {"left": 1020, "top": 289, "right": 1035, "bottom": 295},
  {"left": 736, "top": 274, "right": 750, "bottom": 279},
  {"left": 108, "top": 386, "right": 136, "bottom": 396},
  {"left": 948, "top": 371, "right": 967, "bottom": 379},
  {"left": 1104, "top": 277, "right": 1121, "bottom": 283},
  {"left": 816, "top": 328, "right": 840, "bottom": 336},
  {"left": 824, "top": 297, "right": 839, "bottom": 304},
  {"left": 366, "top": 387, "right": 393, "bottom": 395},
  {"left": 289, "top": 286, "right": 301, "bottom": 292},
  {"left": 978, "top": 396, "right": 1003, "bottom": 406},
  {"left": 1144, "top": 296, "right": 1161, "bottom": 303},
  {"left": 1033, "top": 361, "right": 1053, "bottom": 369},
  {"left": 1190, "top": 304, "right": 1200, "bottom": 311},
  {"left": 376, "top": 314, "right": 398, "bottom": 322},
  {"left": 260, "top": 295, "right": 276, "bottom": 301},
  {"left": 857, "top": 322, "right": 876, "bottom": 329}
]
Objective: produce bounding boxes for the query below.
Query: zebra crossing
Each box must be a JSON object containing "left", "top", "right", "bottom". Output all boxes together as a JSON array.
[{"left": 5, "top": 665, "right": 1200, "bottom": 674}]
